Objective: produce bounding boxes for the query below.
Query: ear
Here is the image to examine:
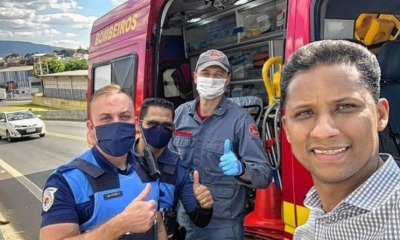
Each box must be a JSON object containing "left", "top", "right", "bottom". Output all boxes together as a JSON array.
[
  {"left": 281, "top": 116, "right": 291, "bottom": 143},
  {"left": 225, "top": 73, "right": 231, "bottom": 86},
  {"left": 376, "top": 98, "right": 389, "bottom": 132},
  {"left": 87, "top": 120, "right": 94, "bottom": 132},
  {"left": 193, "top": 71, "right": 198, "bottom": 85},
  {"left": 86, "top": 120, "right": 96, "bottom": 147}
]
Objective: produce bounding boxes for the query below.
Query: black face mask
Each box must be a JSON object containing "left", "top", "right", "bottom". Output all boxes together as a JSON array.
[
  {"left": 141, "top": 124, "right": 173, "bottom": 149},
  {"left": 95, "top": 122, "right": 136, "bottom": 157}
]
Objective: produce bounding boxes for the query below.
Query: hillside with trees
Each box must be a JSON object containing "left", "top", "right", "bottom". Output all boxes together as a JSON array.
[
  {"left": 0, "top": 46, "right": 88, "bottom": 75},
  {"left": 0, "top": 40, "right": 67, "bottom": 57}
]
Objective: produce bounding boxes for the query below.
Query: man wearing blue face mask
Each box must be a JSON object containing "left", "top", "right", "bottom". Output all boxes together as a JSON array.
[
  {"left": 169, "top": 49, "right": 273, "bottom": 240},
  {"left": 40, "top": 85, "right": 166, "bottom": 240},
  {"left": 133, "top": 98, "right": 214, "bottom": 240}
]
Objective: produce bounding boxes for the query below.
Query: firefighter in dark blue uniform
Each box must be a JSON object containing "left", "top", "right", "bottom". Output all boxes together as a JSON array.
[
  {"left": 134, "top": 98, "right": 214, "bottom": 239},
  {"left": 40, "top": 85, "right": 164, "bottom": 240}
]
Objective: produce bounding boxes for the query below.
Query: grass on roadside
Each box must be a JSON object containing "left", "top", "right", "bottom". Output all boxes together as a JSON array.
[{"left": 0, "top": 104, "right": 59, "bottom": 112}]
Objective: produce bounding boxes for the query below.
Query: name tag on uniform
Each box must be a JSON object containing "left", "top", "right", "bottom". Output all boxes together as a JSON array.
[
  {"left": 174, "top": 130, "right": 192, "bottom": 137},
  {"left": 103, "top": 191, "right": 123, "bottom": 200}
]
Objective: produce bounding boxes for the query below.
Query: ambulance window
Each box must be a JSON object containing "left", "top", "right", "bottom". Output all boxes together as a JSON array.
[
  {"left": 93, "top": 54, "right": 137, "bottom": 98},
  {"left": 111, "top": 54, "right": 137, "bottom": 97},
  {"left": 324, "top": 19, "right": 354, "bottom": 40},
  {"left": 94, "top": 64, "right": 111, "bottom": 90},
  {"left": 315, "top": 0, "right": 400, "bottom": 41}
]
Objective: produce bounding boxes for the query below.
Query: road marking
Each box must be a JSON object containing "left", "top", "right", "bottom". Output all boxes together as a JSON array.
[
  {"left": 0, "top": 158, "right": 42, "bottom": 202},
  {"left": 0, "top": 131, "right": 87, "bottom": 239},
  {"left": 46, "top": 131, "right": 86, "bottom": 142},
  {"left": 0, "top": 158, "right": 41, "bottom": 240}
]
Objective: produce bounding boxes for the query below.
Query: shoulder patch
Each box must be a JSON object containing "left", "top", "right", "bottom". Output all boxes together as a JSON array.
[
  {"left": 249, "top": 123, "right": 259, "bottom": 136},
  {"left": 42, "top": 187, "right": 58, "bottom": 212}
]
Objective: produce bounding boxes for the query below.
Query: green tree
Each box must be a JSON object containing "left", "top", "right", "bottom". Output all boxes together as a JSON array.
[
  {"left": 5, "top": 53, "right": 20, "bottom": 60},
  {"left": 60, "top": 49, "right": 75, "bottom": 57},
  {"left": 65, "top": 59, "right": 88, "bottom": 71},
  {"left": 76, "top": 47, "right": 88, "bottom": 54},
  {"left": 26, "top": 57, "right": 35, "bottom": 66},
  {"left": 46, "top": 58, "right": 65, "bottom": 73}
]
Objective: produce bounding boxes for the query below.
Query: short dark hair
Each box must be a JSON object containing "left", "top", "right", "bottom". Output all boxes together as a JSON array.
[
  {"left": 140, "top": 98, "right": 175, "bottom": 120},
  {"left": 281, "top": 40, "right": 381, "bottom": 105}
]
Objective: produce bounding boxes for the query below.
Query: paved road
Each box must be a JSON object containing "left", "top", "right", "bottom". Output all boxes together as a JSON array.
[{"left": 0, "top": 120, "right": 87, "bottom": 240}]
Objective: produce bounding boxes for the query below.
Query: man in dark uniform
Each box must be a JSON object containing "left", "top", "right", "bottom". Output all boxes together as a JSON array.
[
  {"left": 133, "top": 98, "right": 213, "bottom": 239},
  {"left": 40, "top": 84, "right": 165, "bottom": 239},
  {"left": 169, "top": 49, "right": 273, "bottom": 240}
]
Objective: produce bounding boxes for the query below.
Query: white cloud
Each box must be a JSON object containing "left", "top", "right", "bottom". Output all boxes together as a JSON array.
[
  {"left": 13, "top": 29, "right": 61, "bottom": 37},
  {"left": 47, "top": 0, "right": 82, "bottom": 12},
  {"left": 0, "top": 29, "right": 14, "bottom": 37},
  {"left": 37, "top": 13, "right": 96, "bottom": 29},
  {"left": 6, "top": 19, "right": 49, "bottom": 30},
  {"left": 111, "top": 0, "right": 128, "bottom": 6},
  {"left": 45, "top": 39, "right": 83, "bottom": 49},
  {"left": 0, "top": 0, "right": 98, "bottom": 49},
  {"left": 0, "top": 7, "right": 36, "bottom": 20},
  {"left": 66, "top": 32, "right": 78, "bottom": 37},
  {"left": 0, "top": 0, "right": 82, "bottom": 12}
]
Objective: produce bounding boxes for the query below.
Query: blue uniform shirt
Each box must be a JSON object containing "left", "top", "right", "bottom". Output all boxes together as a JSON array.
[
  {"left": 41, "top": 147, "right": 160, "bottom": 239},
  {"left": 132, "top": 139, "right": 198, "bottom": 214},
  {"left": 169, "top": 97, "right": 272, "bottom": 230}
]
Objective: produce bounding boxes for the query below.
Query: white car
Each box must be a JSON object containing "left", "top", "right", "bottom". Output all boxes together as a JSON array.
[{"left": 0, "top": 110, "right": 46, "bottom": 142}]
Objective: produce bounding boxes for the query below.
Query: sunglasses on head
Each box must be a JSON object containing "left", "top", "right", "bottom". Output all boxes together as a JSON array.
[{"left": 140, "top": 120, "right": 175, "bottom": 130}]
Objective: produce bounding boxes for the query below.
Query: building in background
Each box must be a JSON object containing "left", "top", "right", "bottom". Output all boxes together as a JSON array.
[
  {"left": 0, "top": 66, "right": 34, "bottom": 88},
  {"left": 40, "top": 70, "right": 87, "bottom": 101}
]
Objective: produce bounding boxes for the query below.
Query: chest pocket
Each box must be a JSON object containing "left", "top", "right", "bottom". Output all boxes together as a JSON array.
[
  {"left": 204, "top": 140, "right": 225, "bottom": 174},
  {"left": 172, "top": 136, "right": 191, "bottom": 161}
]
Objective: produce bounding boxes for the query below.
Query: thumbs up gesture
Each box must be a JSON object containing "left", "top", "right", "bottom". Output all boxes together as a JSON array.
[
  {"left": 121, "top": 184, "right": 158, "bottom": 233},
  {"left": 193, "top": 170, "right": 213, "bottom": 209},
  {"left": 219, "top": 139, "right": 244, "bottom": 176}
]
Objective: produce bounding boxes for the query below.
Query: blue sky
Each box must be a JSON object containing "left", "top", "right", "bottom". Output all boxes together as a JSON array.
[{"left": 0, "top": 0, "right": 128, "bottom": 50}]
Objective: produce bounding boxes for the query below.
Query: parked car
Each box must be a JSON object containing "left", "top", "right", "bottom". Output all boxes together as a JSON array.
[{"left": 0, "top": 110, "right": 46, "bottom": 142}]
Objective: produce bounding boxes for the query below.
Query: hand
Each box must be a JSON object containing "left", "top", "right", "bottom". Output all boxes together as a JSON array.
[
  {"left": 219, "top": 139, "right": 243, "bottom": 176},
  {"left": 120, "top": 183, "right": 157, "bottom": 233},
  {"left": 193, "top": 170, "right": 213, "bottom": 209}
]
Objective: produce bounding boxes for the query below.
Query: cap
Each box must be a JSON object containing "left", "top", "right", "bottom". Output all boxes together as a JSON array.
[{"left": 195, "top": 49, "right": 230, "bottom": 72}]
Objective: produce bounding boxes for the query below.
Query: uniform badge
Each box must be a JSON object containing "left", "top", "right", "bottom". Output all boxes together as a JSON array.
[
  {"left": 249, "top": 123, "right": 259, "bottom": 136},
  {"left": 42, "top": 187, "right": 58, "bottom": 212}
]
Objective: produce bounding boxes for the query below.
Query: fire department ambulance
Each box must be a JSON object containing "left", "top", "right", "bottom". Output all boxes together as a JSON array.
[{"left": 88, "top": 0, "right": 400, "bottom": 238}]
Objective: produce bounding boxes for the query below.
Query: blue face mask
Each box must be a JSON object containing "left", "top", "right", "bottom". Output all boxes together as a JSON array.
[
  {"left": 95, "top": 122, "right": 136, "bottom": 157},
  {"left": 141, "top": 124, "right": 173, "bottom": 149}
]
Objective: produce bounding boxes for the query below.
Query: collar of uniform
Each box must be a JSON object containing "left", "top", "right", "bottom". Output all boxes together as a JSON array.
[
  {"left": 131, "top": 139, "right": 142, "bottom": 158},
  {"left": 187, "top": 97, "right": 200, "bottom": 115},
  {"left": 343, "top": 154, "right": 400, "bottom": 211},
  {"left": 91, "top": 146, "right": 135, "bottom": 175},
  {"left": 157, "top": 148, "right": 179, "bottom": 165},
  {"left": 188, "top": 96, "right": 227, "bottom": 116},
  {"left": 304, "top": 154, "right": 400, "bottom": 212},
  {"left": 132, "top": 139, "right": 178, "bottom": 166}
]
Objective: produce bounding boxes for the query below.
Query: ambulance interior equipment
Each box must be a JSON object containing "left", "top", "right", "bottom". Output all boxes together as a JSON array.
[{"left": 157, "top": 0, "right": 286, "bottom": 109}]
